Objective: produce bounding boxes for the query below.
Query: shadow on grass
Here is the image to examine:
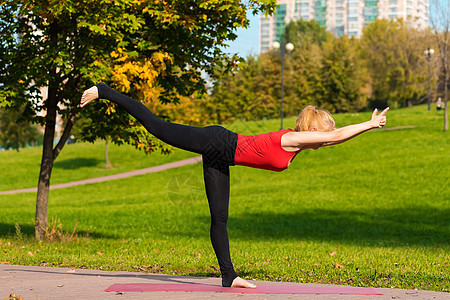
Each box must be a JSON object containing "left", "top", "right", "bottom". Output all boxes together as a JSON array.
[
  {"left": 0, "top": 223, "right": 114, "bottom": 239},
  {"left": 54, "top": 158, "right": 102, "bottom": 170},
  {"left": 187, "top": 206, "right": 450, "bottom": 247}
]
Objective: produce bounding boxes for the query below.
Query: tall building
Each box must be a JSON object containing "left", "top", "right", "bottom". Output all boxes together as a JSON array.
[{"left": 260, "top": 0, "right": 429, "bottom": 52}]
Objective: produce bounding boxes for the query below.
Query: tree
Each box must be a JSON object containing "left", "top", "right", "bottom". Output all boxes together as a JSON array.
[
  {"left": 0, "top": 106, "right": 42, "bottom": 151},
  {"left": 276, "top": 40, "right": 319, "bottom": 115},
  {"left": 360, "top": 19, "right": 431, "bottom": 108},
  {"left": 282, "top": 20, "right": 329, "bottom": 114},
  {"left": 430, "top": 0, "right": 449, "bottom": 131},
  {"left": 318, "top": 35, "right": 368, "bottom": 112},
  {"left": 284, "top": 18, "right": 330, "bottom": 46},
  {"left": 0, "top": 0, "right": 277, "bottom": 240},
  {"left": 214, "top": 54, "right": 283, "bottom": 121},
  {"left": 207, "top": 53, "right": 282, "bottom": 123}
]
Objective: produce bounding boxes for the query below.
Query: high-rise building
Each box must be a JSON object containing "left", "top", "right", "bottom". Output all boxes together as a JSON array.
[{"left": 260, "top": 0, "right": 429, "bottom": 53}]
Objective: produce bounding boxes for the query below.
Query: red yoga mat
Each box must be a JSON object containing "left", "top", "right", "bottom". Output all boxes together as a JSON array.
[{"left": 104, "top": 283, "right": 383, "bottom": 295}]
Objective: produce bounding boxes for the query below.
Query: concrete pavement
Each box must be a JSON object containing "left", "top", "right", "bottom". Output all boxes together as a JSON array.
[{"left": 1, "top": 264, "right": 448, "bottom": 300}]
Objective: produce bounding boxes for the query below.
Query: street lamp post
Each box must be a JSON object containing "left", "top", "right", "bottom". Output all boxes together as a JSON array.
[
  {"left": 424, "top": 47, "right": 434, "bottom": 111},
  {"left": 273, "top": 39, "right": 294, "bottom": 129}
]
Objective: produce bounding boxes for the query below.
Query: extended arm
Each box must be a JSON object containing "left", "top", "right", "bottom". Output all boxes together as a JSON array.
[{"left": 282, "top": 108, "right": 389, "bottom": 149}]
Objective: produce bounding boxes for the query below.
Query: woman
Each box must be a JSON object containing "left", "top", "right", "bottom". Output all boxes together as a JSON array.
[{"left": 81, "top": 83, "right": 388, "bottom": 288}]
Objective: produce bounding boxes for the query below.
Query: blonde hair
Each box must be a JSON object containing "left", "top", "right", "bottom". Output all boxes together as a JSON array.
[{"left": 295, "top": 105, "right": 335, "bottom": 132}]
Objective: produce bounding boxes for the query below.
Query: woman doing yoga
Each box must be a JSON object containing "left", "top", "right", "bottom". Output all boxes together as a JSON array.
[{"left": 81, "top": 83, "right": 388, "bottom": 288}]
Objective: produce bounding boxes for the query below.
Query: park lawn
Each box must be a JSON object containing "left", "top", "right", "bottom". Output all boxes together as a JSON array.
[
  {"left": 0, "top": 139, "right": 197, "bottom": 191},
  {"left": 0, "top": 105, "right": 448, "bottom": 292}
]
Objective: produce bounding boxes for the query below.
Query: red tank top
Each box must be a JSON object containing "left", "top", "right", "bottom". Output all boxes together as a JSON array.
[{"left": 234, "top": 129, "right": 298, "bottom": 172}]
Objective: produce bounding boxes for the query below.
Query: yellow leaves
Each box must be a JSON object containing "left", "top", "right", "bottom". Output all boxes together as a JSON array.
[
  {"left": 110, "top": 51, "right": 119, "bottom": 59},
  {"left": 111, "top": 72, "right": 131, "bottom": 93},
  {"left": 180, "top": 17, "right": 196, "bottom": 31},
  {"left": 106, "top": 103, "right": 117, "bottom": 115},
  {"left": 110, "top": 50, "right": 171, "bottom": 99},
  {"left": 152, "top": 52, "right": 166, "bottom": 62}
]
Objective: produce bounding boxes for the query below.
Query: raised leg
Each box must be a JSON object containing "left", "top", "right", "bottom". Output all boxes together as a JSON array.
[{"left": 82, "top": 83, "right": 215, "bottom": 154}]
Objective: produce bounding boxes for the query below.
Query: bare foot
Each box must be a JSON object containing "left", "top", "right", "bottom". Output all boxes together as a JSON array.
[
  {"left": 231, "top": 277, "right": 256, "bottom": 288},
  {"left": 80, "top": 86, "right": 99, "bottom": 108}
]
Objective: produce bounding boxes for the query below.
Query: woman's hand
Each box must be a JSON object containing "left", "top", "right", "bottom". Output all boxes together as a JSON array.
[{"left": 370, "top": 107, "right": 389, "bottom": 128}]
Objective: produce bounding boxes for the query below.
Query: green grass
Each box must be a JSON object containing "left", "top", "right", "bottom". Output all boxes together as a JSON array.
[
  {"left": 0, "top": 105, "right": 448, "bottom": 292},
  {"left": 0, "top": 140, "right": 197, "bottom": 191}
]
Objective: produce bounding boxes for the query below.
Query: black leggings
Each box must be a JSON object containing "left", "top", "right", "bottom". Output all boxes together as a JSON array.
[{"left": 96, "top": 83, "right": 239, "bottom": 287}]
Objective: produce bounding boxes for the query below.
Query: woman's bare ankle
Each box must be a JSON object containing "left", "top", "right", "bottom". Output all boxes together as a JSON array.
[{"left": 230, "top": 277, "right": 256, "bottom": 288}]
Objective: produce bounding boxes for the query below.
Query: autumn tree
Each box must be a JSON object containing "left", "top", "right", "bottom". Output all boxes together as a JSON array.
[{"left": 0, "top": 0, "right": 277, "bottom": 240}]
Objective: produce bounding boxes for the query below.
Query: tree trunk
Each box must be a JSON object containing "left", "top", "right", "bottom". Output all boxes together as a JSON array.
[{"left": 35, "top": 86, "right": 57, "bottom": 240}]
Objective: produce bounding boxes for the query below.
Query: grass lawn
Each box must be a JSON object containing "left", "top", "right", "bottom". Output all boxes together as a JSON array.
[
  {"left": 0, "top": 105, "right": 448, "bottom": 292},
  {"left": 0, "top": 139, "right": 197, "bottom": 191}
]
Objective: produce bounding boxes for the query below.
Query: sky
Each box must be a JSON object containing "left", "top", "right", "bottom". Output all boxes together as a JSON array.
[
  {"left": 223, "top": 13, "right": 261, "bottom": 57},
  {"left": 224, "top": 0, "right": 448, "bottom": 58}
]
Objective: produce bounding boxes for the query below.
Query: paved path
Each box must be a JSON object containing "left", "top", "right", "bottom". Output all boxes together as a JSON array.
[
  {"left": 1, "top": 264, "right": 448, "bottom": 300},
  {"left": 0, "top": 156, "right": 202, "bottom": 195}
]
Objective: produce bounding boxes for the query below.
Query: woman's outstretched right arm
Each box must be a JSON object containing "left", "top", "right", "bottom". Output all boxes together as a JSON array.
[{"left": 282, "top": 107, "right": 389, "bottom": 149}]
